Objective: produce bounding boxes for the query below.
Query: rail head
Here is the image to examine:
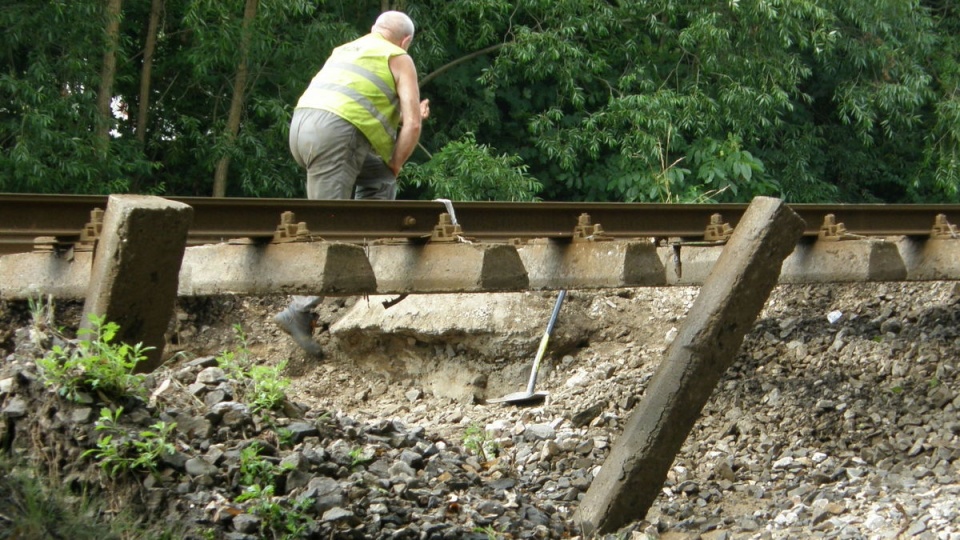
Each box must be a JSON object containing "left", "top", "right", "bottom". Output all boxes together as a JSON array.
[{"left": 1, "top": 193, "right": 959, "bottom": 255}]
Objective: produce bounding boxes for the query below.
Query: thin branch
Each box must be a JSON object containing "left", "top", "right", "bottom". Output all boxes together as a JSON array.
[{"left": 419, "top": 42, "right": 507, "bottom": 88}]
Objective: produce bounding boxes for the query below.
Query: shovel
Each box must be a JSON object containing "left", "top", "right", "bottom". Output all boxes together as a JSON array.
[{"left": 486, "top": 290, "right": 567, "bottom": 405}]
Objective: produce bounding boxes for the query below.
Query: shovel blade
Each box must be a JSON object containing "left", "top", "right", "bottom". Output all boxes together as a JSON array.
[{"left": 485, "top": 390, "right": 548, "bottom": 405}]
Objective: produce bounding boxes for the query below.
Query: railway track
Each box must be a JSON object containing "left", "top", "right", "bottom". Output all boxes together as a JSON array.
[
  {"left": 1, "top": 194, "right": 959, "bottom": 255},
  {"left": 3, "top": 194, "right": 958, "bottom": 376}
]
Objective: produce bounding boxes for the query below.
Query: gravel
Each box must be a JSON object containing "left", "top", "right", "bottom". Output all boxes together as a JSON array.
[{"left": 1, "top": 281, "right": 959, "bottom": 539}]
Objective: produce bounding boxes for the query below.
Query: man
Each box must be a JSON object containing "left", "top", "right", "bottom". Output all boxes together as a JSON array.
[{"left": 274, "top": 11, "right": 429, "bottom": 355}]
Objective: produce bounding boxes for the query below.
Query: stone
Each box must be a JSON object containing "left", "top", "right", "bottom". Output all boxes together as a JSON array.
[
  {"left": 1, "top": 396, "right": 27, "bottom": 418},
  {"left": 185, "top": 457, "right": 219, "bottom": 477}
]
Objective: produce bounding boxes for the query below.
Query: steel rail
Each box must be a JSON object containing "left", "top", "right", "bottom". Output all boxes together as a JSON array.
[{"left": 1, "top": 193, "right": 958, "bottom": 255}]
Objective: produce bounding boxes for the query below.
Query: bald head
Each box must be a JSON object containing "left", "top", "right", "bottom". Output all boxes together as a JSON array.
[{"left": 373, "top": 11, "right": 415, "bottom": 46}]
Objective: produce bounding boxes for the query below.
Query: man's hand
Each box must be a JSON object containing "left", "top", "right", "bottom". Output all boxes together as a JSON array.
[{"left": 420, "top": 99, "right": 430, "bottom": 121}]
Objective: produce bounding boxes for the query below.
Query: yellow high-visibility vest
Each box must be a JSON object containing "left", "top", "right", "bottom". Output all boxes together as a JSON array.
[{"left": 296, "top": 33, "right": 406, "bottom": 164}]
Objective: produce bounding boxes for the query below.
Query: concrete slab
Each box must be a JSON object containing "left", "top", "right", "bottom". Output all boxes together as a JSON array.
[
  {"left": 0, "top": 250, "right": 91, "bottom": 300},
  {"left": 895, "top": 237, "right": 960, "bottom": 281},
  {"left": 657, "top": 239, "right": 909, "bottom": 285},
  {"left": 0, "top": 237, "right": 925, "bottom": 299},
  {"left": 331, "top": 292, "right": 591, "bottom": 403},
  {"left": 657, "top": 245, "right": 723, "bottom": 285},
  {"left": 576, "top": 197, "right": 804, "bottom": 535},
  {"left": 780, "top": 238, "right": 907, "bottom": 282},
  {"left": 367, "top": 242, "right": 528, "bottom": 293},
  {"left": 518, "top": 240, "right": 665, "bottom": 289},
  {"left": 178, "top": 241, "right": 376, "bottom": 296},
  {"left": 333, "top": 293, "right": 563, "bottom": 357},
  {"left": 82, "top": 195, "right": 193, "bottom": 372}
]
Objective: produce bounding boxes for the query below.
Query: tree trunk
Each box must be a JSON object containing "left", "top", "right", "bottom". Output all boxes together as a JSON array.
[
  {"left": 212, "top": 0, "right": 258, "bottom": 198},
  {"left": 136, "top": 0, "right": 164, "bottom": 146},
  {"left": 381, "top": 1, "right": 406, "bottom": 12},
  {"left": 96, "top": 0, "right": 124, "bottom": 145}
]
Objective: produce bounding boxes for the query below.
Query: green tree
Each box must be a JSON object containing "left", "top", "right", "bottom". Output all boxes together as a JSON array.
[
  {"left": 477, "top": 0, "right": 947, "bottom": 202},
  {"left": 146, "top": 0, "right": 347, "bottom": 196},
  {"left": 404, "top": 133, "right": 542, "bottom": 201},
  {"left": 1, "top": 0, "right": 958, "bottom": 203},
  {"left": 0, "top": 0, "right": 152, "bottom": 193}
]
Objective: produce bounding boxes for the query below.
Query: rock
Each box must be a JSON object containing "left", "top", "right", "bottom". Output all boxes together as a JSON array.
[
  {"left": 321, "top": 506, "right": 357, "bottom": 524},
  {"left": 232, "top": 513, "right": 260, "bottom": 534},
  {"left": 523, "top": 423, "right": 555, "bottom": 441},
  {"left": 880, "top": 318, "right": 903, "bottom": 335},
  {"left": 185, "top": 457, "right": 219, "bottom": 477},
  {"left": 286, "top": 421, "right": 320, "bottom": 444},
  {"left": 570, "top": 403, "right": 603, "bottom": 427},
  {"left": 197, "top": 367, "right": 227, "bottom": 385},
  {"left": 2, "top": 396, "right": 27, "bottom": 418},
  {"left": 302, "top": 477, "right": 344, "bottom": 514}
]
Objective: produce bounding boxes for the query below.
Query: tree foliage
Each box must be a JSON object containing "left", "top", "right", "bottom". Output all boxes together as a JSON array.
[
  {"left": 404, "top": 133, "right": 542, "bottom": 201},
  {"left": 1, "top": 0, "right": 958, "bottom": 203}
]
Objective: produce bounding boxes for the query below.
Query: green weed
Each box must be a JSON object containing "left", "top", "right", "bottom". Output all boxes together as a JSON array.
[
  {"left": 82, "top": 407, "right": 176, "bottom": 476},
  {"left": 248, "top": 362, "right": 290, "bottom": 412},
  {"left": 37, "top": 314, "right": 151, "bottom": 401},
  {"left": 235, "top": 445, "right": 314, "bottom": 540},
  {"left": 276, "top": 427, "right": 295, "bottom": 448},
  {"left": 463, "top": 423, "right": 500, "bottom": 462},
  {"left": 217, "top": 324, "right": 290, "bottom": 412},
  {"left": 237, "top": 484, "right": 314, "bottom": 540},
  {"left": 348, "top": 446, "right": 373, "bottom": 469},
  {"left": 473, "top": 524, "right": 502, "bottom": 540},
  {"left": 239, "top": 443, "right": 278, "bottom": 487},
  {"left": 27, "top": 293, "right": 56, "bottom": 342}
]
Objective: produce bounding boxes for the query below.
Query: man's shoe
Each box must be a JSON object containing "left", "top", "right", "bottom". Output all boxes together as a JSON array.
[{"left": 273, "top": 307, "right": 323, "bottom": 356}]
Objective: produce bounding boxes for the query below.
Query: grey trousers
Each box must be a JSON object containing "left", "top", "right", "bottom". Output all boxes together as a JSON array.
[
  {"left": 287, "top": 108, "right": 396, "bottom": 312},
  {"left": 289, "top": 108, "right": 397, "bottom": 200}
]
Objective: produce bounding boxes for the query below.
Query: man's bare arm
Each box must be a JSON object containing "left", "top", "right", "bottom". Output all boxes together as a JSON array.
[{"left": 388, "top": 54, "right": 422, "bottom": 176}]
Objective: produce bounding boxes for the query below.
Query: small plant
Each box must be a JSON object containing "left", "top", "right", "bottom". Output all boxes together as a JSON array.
[
  {"left": 276, "top": 427, "right": 295, "bottom": 448},
  {"left": 232, "top": 322, "right": 249, "bottom": 348},
  {"left": 27, "top": 292, "right": 53, "bottom": 320},
  {"left": 348, "top": 446, "right": 373, "bottom": 469},
  {"left": 238, "top": 443, "right": 278, "bottom": 487},
  {"left": 237, "top": 484, "right": 314, "bottom": 540},
  {"left": 473, "top": 524, "right": 502, "bottom": 540},
  {"left": 218, "top": 324, "right": 253, "bottom": 373},
  {"left": 236, "top": 482, "right": 274, "bottom": 504},
  {"left": 217, "top": 325, "right": 290, "bottom": 412},
  {"left": 27, "top": 295, "right": 55, "bottom": 347},
  {"left": 82, "top": 407, "right": 176, "bottom": 476},
  {"left": 236, "top": 445, "right": 314, "bottom": 540},
  {"left": 37, "top": 314, "right": 151, "bottom": 401},
  {"left": 463, "top": 424, "right": 499, "bottom": 462},
  {"left": 248, "top": 362, "right": 290, "bottom": 412}
]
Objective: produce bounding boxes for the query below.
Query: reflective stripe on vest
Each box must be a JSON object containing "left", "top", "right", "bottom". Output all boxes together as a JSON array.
[{"left": 296, "top": 34, "right": 405, "bottom": 163}]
